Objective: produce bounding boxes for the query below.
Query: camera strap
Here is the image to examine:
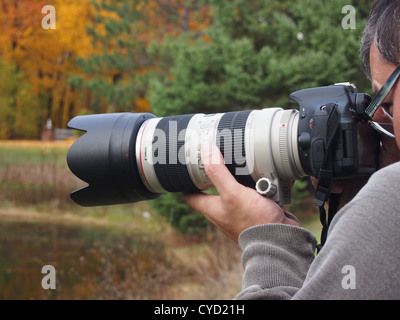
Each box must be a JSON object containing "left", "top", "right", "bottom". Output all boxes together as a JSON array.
[{"left": 314, "top": 104, "right": 339, "bottom": 253}]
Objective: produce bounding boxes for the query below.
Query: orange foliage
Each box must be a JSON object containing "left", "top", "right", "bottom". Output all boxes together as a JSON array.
[
  {"left": 0, "top": 0, "right": 93, "bottom": 128},
  {"left": 139, "top": 0, "right": 212, "bottom": 41},
  {"left": 0, "top": 0, "right": 212, "bottom": 131},
  {"left": 135, "top": 96, "right": 152, "bottom": 113}
]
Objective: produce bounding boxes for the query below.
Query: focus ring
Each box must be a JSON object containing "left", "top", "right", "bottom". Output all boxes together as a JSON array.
[
  {"left": 216, "top": 111, "right": 254, "bottom": 187},
  {"left": 153, "top": 115, "right": 200, "bottom": 193}
]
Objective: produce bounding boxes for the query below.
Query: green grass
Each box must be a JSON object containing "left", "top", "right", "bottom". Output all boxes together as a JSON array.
[
  {"left": 0, "top": 141, "right": 245, "bottom": 299},
  {"left": 0, "top": 142, "right": 321, "bottom": 228},
  {"left": 0, "top": 145, "right": 66, "bottom": 167},
  {"left": 0, "top": 141, "right": 322, "bottom": 299}
]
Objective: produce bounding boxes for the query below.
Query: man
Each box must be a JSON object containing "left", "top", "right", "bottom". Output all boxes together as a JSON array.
[{"left": 183, "top": 0, "right": 400, "bottom": 299}]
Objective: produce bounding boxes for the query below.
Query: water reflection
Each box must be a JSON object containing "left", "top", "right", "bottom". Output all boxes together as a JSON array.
[{"left": 0, "top": 220, "right": 173, "bottom": 300}]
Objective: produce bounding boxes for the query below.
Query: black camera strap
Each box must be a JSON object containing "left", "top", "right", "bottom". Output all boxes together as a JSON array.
[{"left": 314, "top": 104, "right": 340, "bottom": 253}]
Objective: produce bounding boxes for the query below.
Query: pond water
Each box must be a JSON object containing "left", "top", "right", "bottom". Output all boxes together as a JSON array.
[{"left": 0, "top": 219, "right": 174, "bottom": 300}]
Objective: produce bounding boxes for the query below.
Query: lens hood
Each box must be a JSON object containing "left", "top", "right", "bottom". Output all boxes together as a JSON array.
[{"left": 67, "top": 113, "right": 160, "bottom": 206}]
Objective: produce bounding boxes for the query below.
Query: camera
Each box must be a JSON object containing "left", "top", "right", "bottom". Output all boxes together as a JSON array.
[{"left": 67, "top": 83, "right": 379, "bottom": 207}]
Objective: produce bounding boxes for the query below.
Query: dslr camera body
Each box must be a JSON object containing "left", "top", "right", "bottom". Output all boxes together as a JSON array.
[{"left": 67, "top": 83, "right": 379, "bottom": 207}]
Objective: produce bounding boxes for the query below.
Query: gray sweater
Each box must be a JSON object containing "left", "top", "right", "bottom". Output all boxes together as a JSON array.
[{"left": 235, "top": 161, "right": 400, "bottom": 300}]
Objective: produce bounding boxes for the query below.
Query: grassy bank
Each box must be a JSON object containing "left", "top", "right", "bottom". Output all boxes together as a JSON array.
[
  {"left": 0, "top": 140, "right": 320, "bottom": 300},
  {"left": 0, "top": 140, "right": 243, "bottom": 299}
]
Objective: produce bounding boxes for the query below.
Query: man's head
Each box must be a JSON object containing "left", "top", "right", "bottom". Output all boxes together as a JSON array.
[
  {"left": 361, "top": 0, "right": 400, "bottom": 147},
  {"left": 361, "top": 0, "right": 400, "bottom": 79}
]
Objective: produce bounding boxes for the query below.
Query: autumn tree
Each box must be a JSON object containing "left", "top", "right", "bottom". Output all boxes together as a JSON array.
[
  {"left": 143, "top": 0, "right": 212, "bottom": 39},
  {"left": 70, "top": 0, "right": 211, "bottom": 114},
  {"left": 0, "top": 58, "right": 39, "bottom": 139},
  {"left": 69, "top": 0, "right": 146, "bottom": 113},
  {"left": 0, "top": 0, "right": 93, "bottom": 132}
]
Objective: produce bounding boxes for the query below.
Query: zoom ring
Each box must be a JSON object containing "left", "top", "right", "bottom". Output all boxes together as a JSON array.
[{"left": 216, "top": 111, "right": 254, "bottom": 187}]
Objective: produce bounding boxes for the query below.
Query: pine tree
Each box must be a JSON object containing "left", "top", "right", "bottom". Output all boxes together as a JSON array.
[
  {"left": 69, "top": 0, "right": 148, "bottom": 113},
  {"left": 150, "top": 0, "right": 373, "bottom": 116},
  {"left": 148, "top": 0, "right": 374, "bottom": 234},
  {"left": 70, "top": 0, "right": 211, "bottom": 114}
]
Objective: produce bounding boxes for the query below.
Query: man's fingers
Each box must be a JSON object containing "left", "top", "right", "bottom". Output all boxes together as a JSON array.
[
  {"left": 183, "top": 192, "right": 221, "bottom": 221},
  {"left": 184, "top": 141, "right": 245, "bottom": 220},
  {"left": 200, "top": 142, "right": 241, "bottom": 197}
]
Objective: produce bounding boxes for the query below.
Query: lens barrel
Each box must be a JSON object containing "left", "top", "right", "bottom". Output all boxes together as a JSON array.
[
  {"left": 67, "top": 108, "right": 304, "bottom": 207},
  {"left": 66, "top": 84, "right": 378, "bottom": 208}
]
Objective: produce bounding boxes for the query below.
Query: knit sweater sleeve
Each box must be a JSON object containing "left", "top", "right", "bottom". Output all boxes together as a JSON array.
[
  {"left": 234, "top": 224, "right": 317, "bottom": 300},
  {"left": 235, "top": 162, "right": 400, "bottom": 300}
]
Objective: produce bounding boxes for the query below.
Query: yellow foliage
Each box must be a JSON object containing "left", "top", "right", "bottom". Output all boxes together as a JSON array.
[
  {"left": 0, "top": 0, "right": 212, "bottom": 132},
  {"left": 135, "top": 96, "right": 152, "bottom": 113}
]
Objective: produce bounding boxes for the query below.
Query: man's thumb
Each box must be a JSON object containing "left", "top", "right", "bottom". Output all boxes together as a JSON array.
[{"left": 200, "top": 142, "right": 238, "bottom": 195}]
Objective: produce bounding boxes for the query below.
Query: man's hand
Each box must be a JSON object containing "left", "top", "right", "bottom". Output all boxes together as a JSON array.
[{"left": 183, "top": 142, "right": 300, "bottom": 243}]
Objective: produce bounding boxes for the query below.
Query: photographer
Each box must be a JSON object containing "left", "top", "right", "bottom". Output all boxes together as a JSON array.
[{"left": 184, "top": 0, "right": 400, "bottom": 299}]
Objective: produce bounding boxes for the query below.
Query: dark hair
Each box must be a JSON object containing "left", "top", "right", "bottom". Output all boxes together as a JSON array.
[{"left": 360, "top": 0, "right": 400, "bottom": 79}]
